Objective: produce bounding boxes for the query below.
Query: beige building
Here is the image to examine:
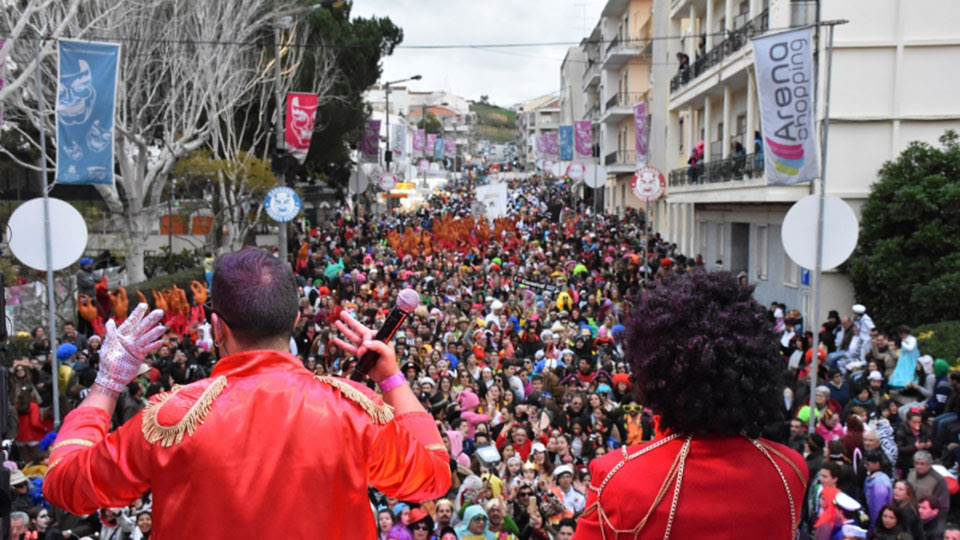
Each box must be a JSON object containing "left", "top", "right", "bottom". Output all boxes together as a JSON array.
[
  {"left": 515, "top": 94, "right": 561, "bottom": 168},
  {"left": 649, "top": 0, "right": 960, "bottom": 317}
]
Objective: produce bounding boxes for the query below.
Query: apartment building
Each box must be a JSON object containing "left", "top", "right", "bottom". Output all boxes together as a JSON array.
[
  {"left": 515, "top": 94, "right": 561, "bottom": 168},
  {"left": 650, "top": 0, "right": 960, "bottom": 317}
]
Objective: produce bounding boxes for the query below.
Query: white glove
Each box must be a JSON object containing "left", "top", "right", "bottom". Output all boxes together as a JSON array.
[{"left": 95, "top": 303, "right": 166, "bottom": 393}]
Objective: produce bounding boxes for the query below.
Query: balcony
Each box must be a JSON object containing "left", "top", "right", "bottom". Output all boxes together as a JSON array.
[
  {"left": 582, "top": 58, "right": 600, "bottom": 91},
  {"left": 604, "top": 149, "right": 638, "bottom": 173},
  {"left": 602, "top": 92, "right": 646, "bottom": 121},
  {"left": 670, "top": 8, "right": 769, "bottom": 94},
  {"left": 668, "top": 153, "right": 764, "bottom": 187},
  {"left": 602, "top": 34, "right": 644, "bottom": 69},
  {"left": 584, "top": 104, "right": 599, "bottom": 121}
]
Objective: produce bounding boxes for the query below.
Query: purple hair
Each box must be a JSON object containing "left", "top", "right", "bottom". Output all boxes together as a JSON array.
[
  {"left": 211, "top": 248, "right": 299, "bottom": 342},
  {"left": 385, "top": 524, "right": 413, "bottom": 540},
  {"left": 625, "top": 271, "right": 783, "bottom": 437}
]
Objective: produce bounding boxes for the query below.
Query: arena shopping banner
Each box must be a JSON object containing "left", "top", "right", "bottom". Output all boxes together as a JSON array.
[
  {"left": 574, "top": 120, "right": 592, "bottom": 159},
  {"left": 56, "top": 39, "right": 120, "bottom": 185},
  {"left": 634, "top": 102, "right": 648, "bottom": 165},
  {"left": 285, "top": 92, "right": 318, "bottom": 164},
  {"left": 392, "top": 124, "right": 407, "bottom": 158},
  {"left": 559, "top": 125, "right": 574, "bottom": 161},
  {"left": 753, "top": 28, "right": 818, "bottom": 185},
  {"left": 360, "top": 119, "right": 380, "bottom": 157}
]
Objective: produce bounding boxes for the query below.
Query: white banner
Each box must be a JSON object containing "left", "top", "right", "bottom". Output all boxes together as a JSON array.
[
  {"left": 753, "top": 28, "right": 818, "bottom": 185},
  {"left": 392, "top": 124, "right": 407, "bottom": 158},
  {"left": 475, "top": 182, "right": 508, "bottom": 221}
]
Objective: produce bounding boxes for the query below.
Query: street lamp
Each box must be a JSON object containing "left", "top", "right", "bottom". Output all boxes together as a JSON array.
[{"left": 383, "top": 75, "right": 421, "bottom": 213}]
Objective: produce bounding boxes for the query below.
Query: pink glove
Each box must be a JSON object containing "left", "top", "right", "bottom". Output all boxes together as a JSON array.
[{"left": 95, "top": 303, "right": 166, "bottom": 393}]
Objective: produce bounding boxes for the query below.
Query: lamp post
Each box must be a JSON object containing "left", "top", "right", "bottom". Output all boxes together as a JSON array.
[{"left": 382, "top": 75, "right": 420, "bottom": 213}]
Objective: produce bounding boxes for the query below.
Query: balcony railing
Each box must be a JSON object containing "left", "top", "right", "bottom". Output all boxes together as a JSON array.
[
  {"left": 584, "top": 105, "right": 599, "bottom": 120},
  {"left": 604, "top": 92, "right": 646, "bottom": 111},
  {"left": 670, "top": 8, "right": 769, "bottom": 94},
  {"left": 604, "top": 150, "right": 637, "bottom": 166},
  {"left": 668, "top": 153, "right": 765, "bottom": 186},
  {"left": 606, "top": 35, "right": 621, "bottom": 54}
]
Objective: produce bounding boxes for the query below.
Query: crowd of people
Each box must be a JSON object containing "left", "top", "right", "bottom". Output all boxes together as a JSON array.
[{"left": 2, "top": 171, "right": 957, "bottom": 540}]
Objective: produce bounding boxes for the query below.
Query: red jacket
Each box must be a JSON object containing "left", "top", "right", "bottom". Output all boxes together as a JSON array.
[
  {"left": 574, "top": 434, "right": 807, "bottom": 539},
  {"left": 16, "top": 402, "right": 50, "bottom": 443},
  {"left": 44, "top": 350, "right": 451, "bottom": 539}
]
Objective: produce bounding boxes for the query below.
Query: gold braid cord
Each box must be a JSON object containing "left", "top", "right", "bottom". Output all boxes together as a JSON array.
[
  {"left": 315, "top": 376, "right": 395, "bottom": 424},
  {"left": 142, "top": 376, "right": 228, "bottom": 447},
  {"left": 581, "top": 435, "right": 799, "bottom": 540},
  {"left": 50, "top": 438, "right": 95, "bottom": 452}
]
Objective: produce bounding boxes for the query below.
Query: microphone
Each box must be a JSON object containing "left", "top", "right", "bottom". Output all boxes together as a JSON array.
[{"left": 350, "top": 288, "right": 420, "bottom": 382}]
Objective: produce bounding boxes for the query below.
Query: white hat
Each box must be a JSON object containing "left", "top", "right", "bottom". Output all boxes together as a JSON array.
[
  {"left": 419, "top": 377, "right": 436, "bottom": 387},
  {"left": 491, "top": 300, "right": 503, "bottom": 311},
  {"left": 531, "top": 442, "right": 546, "bottom": 453},
  {"left": 9, "top": 470, "right": 27, "bottom": 487},
  {"left": 834, "top": 492, "right": 861, "bottom": 512},
  {"left": 867, "top": 370, "right": 884, "bottom": 381},
  {"left": 552, "top": 464, "right": 574, "bottom": 478},
  {"left": 841, "top": 524, "right": 867, "bottom": 538},
  {"left": 852, "top": 304, "right": 866, "bottom": 315}
]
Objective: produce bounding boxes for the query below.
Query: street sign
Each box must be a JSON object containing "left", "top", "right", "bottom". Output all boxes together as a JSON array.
[
  {"left": 7, "top": 198, "right": 88, "bottom": 271},
  {"left": 800, "top": 267, "right": 811, "bottom": 287},
  {"left": 378, "top": 172, "right": 398, "bottom": 191},
  {"left": 264, "top": 186, "right": 302, "bottom": 223},
  {"left": 781, "top": 194, "right": 858, "bottom": 270},
  {"left": 631, "top": 166, "right": 666, "bottom": 202},
  {"left": 566, "top": 162, "right": 586, "bottom": 180}
]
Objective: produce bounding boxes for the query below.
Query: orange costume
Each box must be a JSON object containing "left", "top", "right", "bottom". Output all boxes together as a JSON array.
[
  {"left": 44, "top": 351, "right": 452, "bottom": 539},
  {"left": 573, "top": 434, "right": 807, "bottom": 540}
]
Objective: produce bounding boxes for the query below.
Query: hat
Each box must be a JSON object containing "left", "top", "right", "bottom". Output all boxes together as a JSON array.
[
  {"left": 136, "top": 363, "right": 151, "bottom": 377},
  {"left": 9, "top": 470, "right": 27, "bottom": 487},
  {"left": 79, "top": 257, "right": 94, "bottom": 267},
  {"left": 531, "top": 442, "right": 546, "bottom": 454},
  {"left": 852, "top": 304, "right": 866, "bottom": 315},
  {"left": 552, "top": 464, "right": 574, "bottom": 478},
  {"left": 408, "top": 507, "right": 431, "bottom": 525},
  {"left": 88, "top": 335, "right": 102, "bottom": 344},
  {"left": 834, "top": 492, "right": 861, "bottom": 512},
  {"left": 419, "top": 377, "right": 436, "bottom": 387},
  {"left": 57, "top": 343, "right": 78, "bottom": 361},
  {"left": 841, "top": 524, "right": 867, "bottom": 538},
  {"left": 867, "top": 370, "right": 883, "bottom": 381},
  {"left": 596, "top": 383, "right": 612, "bottom": 395}
]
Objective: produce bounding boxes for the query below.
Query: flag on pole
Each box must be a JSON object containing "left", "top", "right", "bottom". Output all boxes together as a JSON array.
[
  {"left": 634, "top": 102, "right": 648, "bottom": 165},
  {"left": 360, "top": 120, "right": 380, "bottom": 158},
  {"left": 752, "top": 28, "right": 818, "bottom": 185},
  {"left": 559, "top": 125, "right": 574, "bottom": 161},
  {"left": 543, "top": 132, "right": 559, "bottom": 159},
  {"left": 391, "top": 124, "right": 407, "bottom": 158},
  {"left": 574, "top": 120, "right": 593, "bottom": 159},
  {"left": 412, "top": 129, "right": 425, "bottom": 153},
  {"left": 444, "top": 136, "right": 456, "bottom": 157},
  {"left": 433, "top": 137, "right": 445, "bottom": 160},
  {"left": 426, "top": 133, "right": 437, "bottom": 157},
  {"left": 285, "top": 92, "right": 318, "bottom": 164},
  {"left": 56, "top": 39, "right": 120, "bottom": 185}
]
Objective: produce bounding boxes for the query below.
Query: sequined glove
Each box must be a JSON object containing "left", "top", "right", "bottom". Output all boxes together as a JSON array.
[{"left": 94, "top": 303, "right": 166, "bottom": 394}]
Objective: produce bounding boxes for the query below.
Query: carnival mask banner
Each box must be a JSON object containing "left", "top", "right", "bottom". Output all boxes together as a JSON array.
[
  {"left": 360, "top": 119, "right": 380, "bottom": 158},
  {"left": 56, "top": 39, "right": 120, "bottom": 185},
  {"left": 543, "top": 132, "right": 559, "bottom": 159},
  {"left": 752, "top": 28, "right": 818, "bottom": 185},
  {"left": 412, "top": 129, "right": 425, "bottom": 153},
  {"left": 444, "top": 136, "right": 456, "bottom": 157},
  {"left": 433, "top": 137, "right": 445, "bottom": 160},
  {"left": 574, "top": 120, "right": 593, "bottom": 159},
  {"left": 391, "top": 124, "right": 407, "bottom": 158},
  {"left": 559, "top": 125, "right": 574, "bottom": 161},
  {"left": 633, "top": 102, "right": 648, "bottom": 165},
  {"left": 285, "top": 92, "right": 318, "bottom": 164},
  {"left": 426, "top": 133, "right": 437, "bottom": 157}
]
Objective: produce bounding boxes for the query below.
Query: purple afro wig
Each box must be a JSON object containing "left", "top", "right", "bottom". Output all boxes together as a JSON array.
[{"left": 625, "top": 270, "right": 783, "bottom": 437}]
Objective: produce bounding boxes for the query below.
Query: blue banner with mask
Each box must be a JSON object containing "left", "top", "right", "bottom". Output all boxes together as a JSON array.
[
  {"left": 559, "top": 125, "right": 574, "bottom": 161},
  {"left": 56, "top": 40, "right": 120, "bottom": 185},
  {"left": 434, "top": 137, "right": 445, "bottom": 160}
]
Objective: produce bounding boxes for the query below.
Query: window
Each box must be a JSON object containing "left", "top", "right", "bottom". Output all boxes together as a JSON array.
[
  {"left": 755, "top": 226, "right": 769, "bottom": 280},
  {"left": 736, "top": 114, "right": 747, "bottom": 136},
  {"left": 784, "top": 253, "right": 800, "bottom": 287}
]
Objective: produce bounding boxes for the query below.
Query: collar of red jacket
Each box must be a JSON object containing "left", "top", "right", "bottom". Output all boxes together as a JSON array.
[{"left": 211, "top": 350, "right": 304, "bottom": 378}]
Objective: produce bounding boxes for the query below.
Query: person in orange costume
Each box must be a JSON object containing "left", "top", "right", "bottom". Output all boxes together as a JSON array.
[
  {"left": 44, "top": 248, "right": 451, "bottom": 540},
  {"left": 573, "top": 271, "right": 808, "bottom": 540}
]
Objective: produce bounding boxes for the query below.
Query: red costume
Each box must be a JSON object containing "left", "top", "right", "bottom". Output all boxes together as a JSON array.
[
  {"left": 44, "top": 351, "right": 451, "bottom": 539},
  {"left": 573, "top": 434, "right": 807, "bottom": 539}
]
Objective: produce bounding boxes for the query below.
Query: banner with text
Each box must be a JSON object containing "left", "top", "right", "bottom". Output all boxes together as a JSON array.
[
  {"left": 559, "top": 125, "right": 574, "bottom": 161},
  {"left": 413, "top": 129, "right": 425, "bottom": 153},
  {"left": 574, "top": 120, "right": 593, "bottom": 159},
  {"left": 434, "top": 137, "right": 445, "bottom": 160},
  {"left": 360, "top": 119, "right": 380, "bottom": 158},
  {"left": 444, "top": 136, "right": 456, "bottom": 157},
  {"left": 285, "top": 92, "right": 318, "bottom": 164},
  {"left": 426, "top": 133, "right": 437, "bottom": 158},
  {"left": 753, "top": 28, "right": 818, "bottom": 185},
  {"left": 633, "top": 102, "right": 648, "bottom": 165},
  {"left": 56, "top": 39, "right": 120, "bottom": 185},
  {"left": 392, "top": 124, "right": 407, "bottom": 158},
  {"left": 543, "top": 132, "right": 559, "bottom": 159}
]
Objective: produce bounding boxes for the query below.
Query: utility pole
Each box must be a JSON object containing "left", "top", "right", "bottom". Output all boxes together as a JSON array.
[
  {"left": 273, "top": 22, "right": 288, "bottom": 266},
  {"left": 383, "top": 75, "right": 421, "bottom": 213}
]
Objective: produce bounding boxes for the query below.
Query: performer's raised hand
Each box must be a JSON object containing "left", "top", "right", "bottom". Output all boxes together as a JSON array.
[
  {"left": 95, "top": 303, "right": 166, "bottom": 394},
  {"left": 332, "top": 312, "right": 398, "bottom": 383}
]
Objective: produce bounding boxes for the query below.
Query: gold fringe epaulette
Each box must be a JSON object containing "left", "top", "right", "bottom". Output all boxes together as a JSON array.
[
  {"left": 141, "top": 376, "right": 228, "bottom": 447},
  {"left": 314, "top": 375, "right": 395, "bottom": 424}
]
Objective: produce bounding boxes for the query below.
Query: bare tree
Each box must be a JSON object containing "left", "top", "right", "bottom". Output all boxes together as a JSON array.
[{"left": 0, "top": 0, "right": 317, "bottom": 283}]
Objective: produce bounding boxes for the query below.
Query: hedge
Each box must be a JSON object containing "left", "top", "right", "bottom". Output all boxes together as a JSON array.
[{"left": 915, "top": 320, "right": 960, "bottom": 365}]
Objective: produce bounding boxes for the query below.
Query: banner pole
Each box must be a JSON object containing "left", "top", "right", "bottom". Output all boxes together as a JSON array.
[
  {"left": 273, "top": 25, "right": 288, "bottom": 266},
  {"left": 644, "top": 200, "right": 650, "bottom": 283},
  {"left": 35, "top": 38, "right": 60, "bottom": 428},
  {"left": 807, "top": 21, "right": 841, "bottom": 434}
]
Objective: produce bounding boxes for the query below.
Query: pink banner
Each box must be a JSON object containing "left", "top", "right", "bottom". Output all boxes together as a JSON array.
[
  {"left": 574, "top": 120, "right": 592, "bottom": 158},
  {"left": 412, "top": 129, "right": 425, "bottom": 153},
  {"left": 634, "top": 102, "right": 648, "bottom": 163},
  {"left": 444, "top": 137, "right": 456, "bottom": 157},
  {"left": 360, "top": 120, "right": 380, "bottom": 156},
  {"left": 426, "top": 133, "right": 437, "bottom": 157},
  {"left": 284, "top": 92, "right": 318, "bottom": 164},
  {"left": 543, "top": 132, "right": 559, "bottom": 158}
]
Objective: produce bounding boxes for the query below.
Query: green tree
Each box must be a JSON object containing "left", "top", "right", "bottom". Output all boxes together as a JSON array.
[
  {"left": 848, "top": 130, "right": 960, "bottom": 328},
  {"left": 422, "top": 113, "right": 443, "bottom": 135},
  {"left": 295, "top": 1, "right": 402, "bottom": 188}
]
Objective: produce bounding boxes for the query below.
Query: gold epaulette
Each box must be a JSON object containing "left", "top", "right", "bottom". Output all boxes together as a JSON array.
[
  {"left": 314, "top": 375, "right": 395, "bottom": 424},
  {"left": 141, "top": 376, "right": 228, "bottom": 447}
]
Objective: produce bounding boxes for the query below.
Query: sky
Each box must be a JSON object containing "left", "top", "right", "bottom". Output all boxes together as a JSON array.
[{"left": 350, "top": 0, "right": 609, "bottom": 108}]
